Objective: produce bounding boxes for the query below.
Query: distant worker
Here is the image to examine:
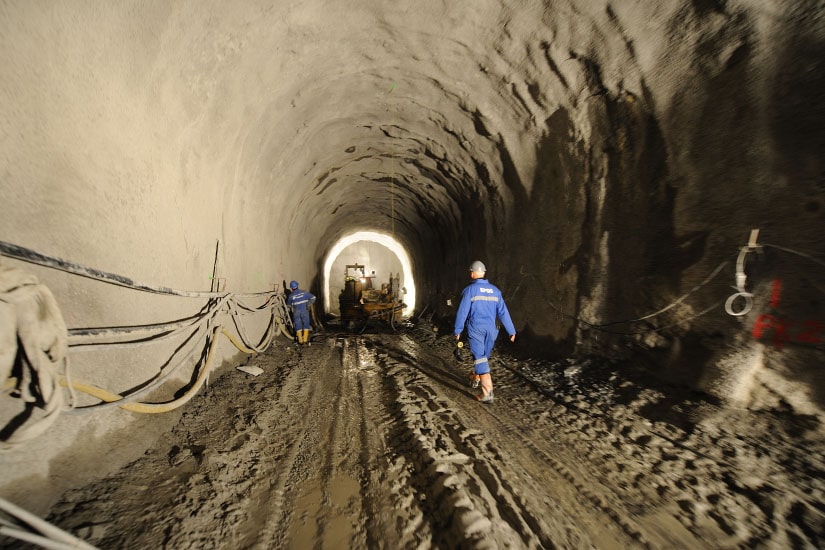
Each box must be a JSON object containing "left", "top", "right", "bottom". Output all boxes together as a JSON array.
[
  {"left": 287, "top": 280, "right": 316, "bottom": 346},
  {"left": 453, "top": 261, "right": 516, "bottom": 403}
]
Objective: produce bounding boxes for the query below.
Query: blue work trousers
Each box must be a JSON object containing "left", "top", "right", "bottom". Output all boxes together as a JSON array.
[
  {"left": 293, "top": 308, "right": 311, "bottom": 331},
  {"left": 468, "top": 325, "right": 498, "bottom": 375}
]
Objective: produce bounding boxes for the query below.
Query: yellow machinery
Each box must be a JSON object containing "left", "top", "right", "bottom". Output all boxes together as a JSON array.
[{"left": 338, "top": 263, "right": 405, "bottom": 331}]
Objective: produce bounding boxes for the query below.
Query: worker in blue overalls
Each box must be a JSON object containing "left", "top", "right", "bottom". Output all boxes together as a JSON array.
[
  {"left": 287, "top": 280, "right": 316, "bottom": 346},
  {"left": 453, "top": 261, "right": 516, "bottom": 403}
]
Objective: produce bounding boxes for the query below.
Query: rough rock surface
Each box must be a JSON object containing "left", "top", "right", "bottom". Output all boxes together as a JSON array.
[
  {"left": 1, "top": 0, "right": 824, "bottom": 522},
  {"left": 28, "top": 326, "right": 825, "bottom": 549}
]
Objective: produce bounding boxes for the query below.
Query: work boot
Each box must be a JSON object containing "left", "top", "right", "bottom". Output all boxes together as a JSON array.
[
  {"left": 469, "top": 374, "right": 480, "bottom": 388},
  {"left": 478, "top": 391, "right": 494, "bottom": 404}
]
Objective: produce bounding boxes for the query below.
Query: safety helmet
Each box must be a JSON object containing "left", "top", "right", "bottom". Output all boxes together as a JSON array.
[
  {"left": 289, "top": 280, "right": 299, "bottom": 289},
  {"left": 468, "top": 260, "right": 486, "bottom": 273}
]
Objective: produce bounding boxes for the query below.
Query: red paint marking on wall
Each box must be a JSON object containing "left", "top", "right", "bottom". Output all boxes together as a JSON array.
[
  {"left": 770, "top": 278, "right": 782, "bottom": 308},
  {"left": 798, "top": 320, "right": 825, "bottom": 344},
  {"left": 752, "top": 313, "right": 824, "bottom": 349}
]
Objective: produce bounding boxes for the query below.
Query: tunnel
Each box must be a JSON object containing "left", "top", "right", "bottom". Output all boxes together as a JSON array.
[{"left": 1, "top": 1, "right": 824, "bottom": 547}]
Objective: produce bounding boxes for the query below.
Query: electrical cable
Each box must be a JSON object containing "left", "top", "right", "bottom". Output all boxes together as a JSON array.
[
  {"left": 310, "top": 303, "right": 326, "bottom": 333},
  {"left": 642, "top": 297, "right": 726, "bottom": 333},
  {"left": 58, "top": 325, "right": 222, "bottom": 414},
  {"left": 62, "top": 309, "right": 287, "bottom": 414},
  {"left": 1, "top": 241, "right": 292, "bottom": 426},
  {"left": 594, "top": 260, "right": 728, "bottom": 327},
  {"left": 544, "top": 259, "right": 730, "bottom": 336},
  {"left": 226, "top": 305, "right": 276, "bottom": 353},
  {"left": 0, "top": 525, "right": 89, "bottom": 550},
  {"left": 60, "top": 294, "right": 282, "bottom": 411},
  {"left": 232, "top": 293, "right": 280, "bottom": 312},
  {"left": 68, "top": 295, "right": 231, "bottom": 351},
  {"left": 68, "top": 295, "right": 228, "bottom": 339},
  {"left": 62, "top": 324, "right": 208, "bottom": 414},
  {"left": 721, "top": 241, "right": 825, "bottom": 317},
  {"left": 62, "top": 356, "right": 77, "bottom": 411},
  {"left": 763, "top": 243, "right": 825, "bottom": 269},
  {"left": 0, "top": 240, "right": 283, "bottom": 301},
  {"left": 0, "top": 240, "right": 224, "bottom": 298},
  {"left": 228, "top": 295, "right": 279, "bottom": 349},
  {"left": 277, "top": 320, "right": 293, "bottom": 339},
  {"left": 0, "top": 496, "right": 97, "bottom": 549},
  {"left": 221, "top": 327, "right": 258, "bottom": 354}
]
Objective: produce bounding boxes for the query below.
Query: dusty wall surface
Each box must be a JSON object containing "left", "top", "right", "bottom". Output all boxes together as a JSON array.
[{"left": 1, "top": 0, "right": 824, "bottom": 509}]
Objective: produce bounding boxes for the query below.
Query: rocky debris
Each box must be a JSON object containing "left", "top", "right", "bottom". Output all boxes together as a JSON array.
[{"left": 27, "top": 330, "right": 825, "bottom": 549}]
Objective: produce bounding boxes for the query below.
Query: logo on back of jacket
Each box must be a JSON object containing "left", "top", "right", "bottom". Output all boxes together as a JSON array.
[{"left": 480, "top": 287, "right": 494, "bottom": 294}]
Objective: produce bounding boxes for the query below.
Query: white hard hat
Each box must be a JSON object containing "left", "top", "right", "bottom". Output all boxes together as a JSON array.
[{"left": 468, "top": 260, "right": 486, "bottom": 273}]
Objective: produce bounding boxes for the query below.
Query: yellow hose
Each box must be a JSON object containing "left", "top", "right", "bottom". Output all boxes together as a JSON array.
[
  {"left": 278, "top": 320, "right": 292, "bottom": 339},
  {"left": 221, "top": 327, "right": 257, "bottom": 354},
  {"left": 226, "top": 314, "right": 280, "bottom": 353},
  {"left": 8, "top": 319, "right": 276, "bottom": 415},
  {"left": 57, "top": 323, "right": 265, "bottom": 414},
  {"left": 58, "top": 325, "right": 222, "bottom": 413}
]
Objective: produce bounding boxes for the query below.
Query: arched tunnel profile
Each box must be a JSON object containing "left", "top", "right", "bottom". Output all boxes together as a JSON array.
[
  {"left": 1, "top": 1, "right": 825, "bottom": 548},
  {"left": 323, "top": 230, "right": 415, "bottom": 316}
]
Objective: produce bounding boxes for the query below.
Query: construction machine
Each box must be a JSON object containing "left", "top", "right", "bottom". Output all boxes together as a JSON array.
[{"left": 338, "top": 263, "right": 405, "bottom": 332}]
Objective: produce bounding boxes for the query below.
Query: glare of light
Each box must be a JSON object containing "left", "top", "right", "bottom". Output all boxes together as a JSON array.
[{"left": 323, "top": 231, "right": 415, "bottom": 316}]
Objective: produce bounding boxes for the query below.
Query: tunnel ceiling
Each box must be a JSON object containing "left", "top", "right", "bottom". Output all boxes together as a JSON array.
[
  {"left": 5, "top": 0, "right": 814, "bottom": 346},
  {"left": 3, "top": 0, "right": 745, "bottom": 286},
  {"left": 209, "top": 0, "right": 650, "bottom": 267}
]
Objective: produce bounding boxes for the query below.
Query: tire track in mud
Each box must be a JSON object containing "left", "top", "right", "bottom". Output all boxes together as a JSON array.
[
  {"left": 473, "top": 366, "right": 663, "bottom": 549},
  {"left": 42, "top": 348, "right": 312, "bottom": 549},
  {"left": 44, "top": 341, "right": 369, "bottom": 549},
  {"left": 366, "top": 333, "right": 598, "bottom": 549},
  {"left": 255, "top": 338, "right": 391, "bottom": 549},
  {"left": 343, "top": 337, "right": 416, "bottom": 549},
  {"left": 251, "top": 343, "right": 334, "bottom": 548},
  {"left": 494, "top": 357, "right": 825, "bottom": 548},
  {"left": 39, "top": 332, "right": 700, "bottom": 548},
  {"left": 40, "top": 329, "right": 825, "bottom": 549},
  {"left": 261, "top": 336, "right": 413, "bottom": 549},
  {"left": 369, "top": 333, "right": 714, "bottom": 549},
  {"left": 159, "top": 345, "right": 335, "bottom": 549}
]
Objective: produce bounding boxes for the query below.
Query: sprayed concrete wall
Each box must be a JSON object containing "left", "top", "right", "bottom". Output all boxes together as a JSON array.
[{"left": 1, "top": 0, "right": 824, "bottom": 511}]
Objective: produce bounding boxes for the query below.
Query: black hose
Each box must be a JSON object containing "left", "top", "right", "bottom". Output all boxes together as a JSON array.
[
  {"left": 0, "top": 240, "right": 279, "bottom": 299},
  {"left": 0, "top": 240, "right": 224, "bottom": 297}
]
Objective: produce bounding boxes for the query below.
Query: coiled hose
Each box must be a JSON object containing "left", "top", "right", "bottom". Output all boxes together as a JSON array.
[{"left": 0, "top": 241, "right": 294, "bottom": 422}]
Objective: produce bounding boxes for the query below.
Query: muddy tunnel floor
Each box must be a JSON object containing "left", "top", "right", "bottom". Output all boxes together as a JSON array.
[{"left": 25, "top": 324, "right": 825, "bottom": 549}]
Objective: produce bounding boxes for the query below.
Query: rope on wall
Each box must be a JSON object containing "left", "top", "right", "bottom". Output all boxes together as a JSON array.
[{"left": 0, "top": 241, "right": 294, "bottom": 447}]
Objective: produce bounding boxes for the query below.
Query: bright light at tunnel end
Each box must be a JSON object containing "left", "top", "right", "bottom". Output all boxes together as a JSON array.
[{"left": 323, "top": 231, "right": 415, "bottom": 316}]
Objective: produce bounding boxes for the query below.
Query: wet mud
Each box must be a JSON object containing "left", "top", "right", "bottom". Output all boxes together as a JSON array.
[{"left": 32, "top": 324, "right": 825, "bottom": 549}]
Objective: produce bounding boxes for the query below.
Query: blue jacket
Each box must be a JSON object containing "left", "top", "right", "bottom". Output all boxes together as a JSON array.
[
  {"left": 287, "top": 289, "right": 316, "bottom": 312},
  {"left": 453, "top": 278, "right": 515, "bottom": 336}
]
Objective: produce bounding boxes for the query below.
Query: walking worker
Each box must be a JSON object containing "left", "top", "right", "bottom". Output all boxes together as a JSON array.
[
  {"left": 287, "top": 280, "right": 316, "bottom": 346},
  {"left": 453, "top": 261, "right": 516, "bottom": 403}
]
